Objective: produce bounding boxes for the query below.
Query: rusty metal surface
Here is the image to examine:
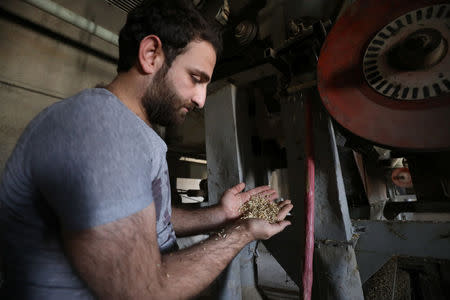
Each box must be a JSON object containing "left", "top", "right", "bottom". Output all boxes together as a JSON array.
[
  {"left": 275, "top": 93, "right": 364, "bottom": 299},
  {"left": 354, "top": 219, "right": 450, "bottom": 283},
  {"left": 317, "top": 0, "right": 450, "bottom": 151},
  {"left": 204, "top": 84, "right": 249, "bottom": 300}
]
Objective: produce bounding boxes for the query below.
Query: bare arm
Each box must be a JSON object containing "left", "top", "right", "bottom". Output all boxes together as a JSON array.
[
  {"left": 171, "top": 183, "right": 280, "bottom": 236},
  {"left": 171, "top": 205, "right": 227, "bottom": 237},
  {"left": 63, "top": 201, "right": 292, "bottom": 300}
]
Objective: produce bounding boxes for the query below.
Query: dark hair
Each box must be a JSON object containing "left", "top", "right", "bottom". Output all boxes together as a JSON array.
[{"left": 117, "top": 0, "right": 222, "bottom": 72}]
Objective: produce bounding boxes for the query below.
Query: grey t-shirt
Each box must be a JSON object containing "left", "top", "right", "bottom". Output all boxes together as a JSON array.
[{"left": 0, "top": 88, "right": 177, "bottom": 299}]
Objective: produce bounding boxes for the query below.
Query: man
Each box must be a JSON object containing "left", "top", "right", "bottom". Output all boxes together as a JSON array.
[{"left": 0, "top": 0, "right": 293, "bottom": 299}]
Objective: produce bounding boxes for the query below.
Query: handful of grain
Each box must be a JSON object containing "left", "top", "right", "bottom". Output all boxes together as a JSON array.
[{"left": 239, "top": 193, "right": 280, "bottom": 223}]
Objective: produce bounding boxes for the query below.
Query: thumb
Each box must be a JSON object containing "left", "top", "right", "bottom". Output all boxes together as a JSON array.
[{"left": 230, "top": 182, "right": 246, "bottom": 195}]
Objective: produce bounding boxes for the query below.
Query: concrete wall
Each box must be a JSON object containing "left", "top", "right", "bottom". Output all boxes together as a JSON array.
[{"left": 0, "top": 0, "right": 126, "bottom": 172}]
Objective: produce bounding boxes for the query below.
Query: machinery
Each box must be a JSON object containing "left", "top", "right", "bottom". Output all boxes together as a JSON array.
[{"left": 199, "top": 0, "right": 450, "bottom": 299}]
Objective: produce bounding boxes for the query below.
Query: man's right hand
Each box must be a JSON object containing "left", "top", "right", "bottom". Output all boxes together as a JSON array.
[{"left": 237, "top": 199, "right": 293, "bottom": 241}]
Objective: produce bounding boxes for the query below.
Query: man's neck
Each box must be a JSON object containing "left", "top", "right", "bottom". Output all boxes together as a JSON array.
[{"left": 105, "top": 70, "right": 152, "bottom": 127}]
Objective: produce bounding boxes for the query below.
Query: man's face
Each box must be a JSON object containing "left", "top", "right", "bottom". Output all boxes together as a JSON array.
[{"left": 142, "top": 40, "right": 217, "bottom": 126}]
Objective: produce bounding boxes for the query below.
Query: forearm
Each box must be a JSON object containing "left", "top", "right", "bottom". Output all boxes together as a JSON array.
[
  {"left": 64, "top": 206, "right": 252, "bottom": 300},
  {"left": 171, "top": 205, "right": 228, "bottom": 236},
  {"left": 63, "top": 188, "right": 291, "bottom": 300},
  {"left": 157, "top": 223, "right": 252, "bottom": 299}
]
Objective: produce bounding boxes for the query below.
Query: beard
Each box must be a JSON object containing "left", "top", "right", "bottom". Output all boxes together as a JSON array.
[{"left": 141, "top": 63, "right": 191, "bottom": 127}]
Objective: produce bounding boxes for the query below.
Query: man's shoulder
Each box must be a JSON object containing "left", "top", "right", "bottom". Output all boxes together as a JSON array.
[
  {"left": 31, "top": 88, "right": 166, "bottom": 152},
  {"left": 25, "top": 88, "right": 118, "bottom": 132},
  {"left": 72, "top": 88, "right": 167, "bottom": 152},
  {"left": 19, "top": 89, "right": 168, "bottom": 193},
  {"left": 59, "top": 88, "right": 129, "bottom": 121}
]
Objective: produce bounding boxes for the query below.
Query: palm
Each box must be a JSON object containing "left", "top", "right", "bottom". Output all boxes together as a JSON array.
[{"left": 220, "top": 183, "right": 278, "bottom": 220}]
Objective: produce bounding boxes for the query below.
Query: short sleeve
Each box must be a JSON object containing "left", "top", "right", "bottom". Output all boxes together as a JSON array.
[{"left": 29, "top": 92, "right": 161, "bottom": 231}]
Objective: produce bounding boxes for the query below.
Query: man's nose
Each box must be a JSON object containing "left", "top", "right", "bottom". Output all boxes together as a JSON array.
[{"left": 192, "top": 85, "right": 207, "bottom": 109}]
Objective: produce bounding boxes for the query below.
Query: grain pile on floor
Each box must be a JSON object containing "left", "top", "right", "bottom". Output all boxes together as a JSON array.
[
  {"left": 239, "top": 194, "right": 279, "bottom": 223},
  {"left": 363, "top": 258, "right": 410, "bottom": 300}
]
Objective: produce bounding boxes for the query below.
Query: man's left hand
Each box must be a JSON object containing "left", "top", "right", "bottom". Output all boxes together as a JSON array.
[{"left": 219, "top": 183, "right": 279, "bottom": 221}]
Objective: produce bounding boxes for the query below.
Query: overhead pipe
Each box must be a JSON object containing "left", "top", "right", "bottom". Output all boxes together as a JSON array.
[
  {"left": 23, "top": 0, "right": 119, "bottom": 46},
  {"left": 0, "top": 7, "right": 118, "bottom": 64}
]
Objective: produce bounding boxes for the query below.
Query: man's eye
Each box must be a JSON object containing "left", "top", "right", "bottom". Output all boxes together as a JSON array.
[{"left": 191, "top": 75, "right": 201, "bottom": 83}]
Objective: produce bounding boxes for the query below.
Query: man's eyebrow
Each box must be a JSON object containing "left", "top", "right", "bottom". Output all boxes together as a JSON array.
[{"left": 191, "top": 69, "right": 211, "bottom": 83}]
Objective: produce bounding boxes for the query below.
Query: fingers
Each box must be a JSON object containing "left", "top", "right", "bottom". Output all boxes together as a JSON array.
[
  {"left": 244, "top": 218, "right": 291, "bottom": 240},
  {"left": 266, "top": 220, "right": 291, "bottom": 238},
  {"left": 276, "top": 220, "right": 291, "bottom": 230},
  {"left": 243, "top": 185, "right": 272, "bottom": 198},
  {"left": 277, "top": 199, "right": 291, "bottom": 209},
  {"left": 240, "top": 188, "right": 278, "bottom": 207},
  {"left": 257, "top": 189, "right": 279, "bottom": 202},
  {"left": 277, "top": 203, "right": 293, "bottom": 221},
  {"left": 229, "top": 182, "right": 246, "bottom": 195}
]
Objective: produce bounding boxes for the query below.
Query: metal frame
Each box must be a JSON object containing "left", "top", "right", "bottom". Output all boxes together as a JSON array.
[
  {"left": 205, "top": 84, "right": 261, "bottom": 300},
  {"left": 354, "top": 219, "right": 450, "bottom": 283}
]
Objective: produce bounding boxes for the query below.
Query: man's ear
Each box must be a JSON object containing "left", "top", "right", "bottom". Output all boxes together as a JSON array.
[{"left": 138, "top": 35, "right": 165, "bottom": 74}]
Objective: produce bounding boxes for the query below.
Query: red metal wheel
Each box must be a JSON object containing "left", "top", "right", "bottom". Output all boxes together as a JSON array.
[{"left": 318, "top": 0, "right": 450, "bottom": 151}]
